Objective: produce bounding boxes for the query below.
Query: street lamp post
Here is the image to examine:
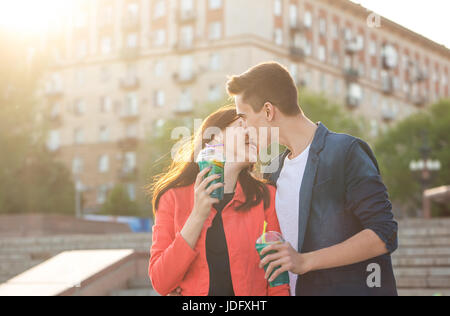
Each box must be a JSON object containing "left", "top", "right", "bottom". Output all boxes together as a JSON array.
[{"left": 409, "top": 132, "right": 441, "bottom": 218}]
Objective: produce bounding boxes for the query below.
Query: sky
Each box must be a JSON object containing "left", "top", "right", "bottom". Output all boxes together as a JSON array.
[{"left": 350, "top": 0, "right": 450, "bottom": 48}]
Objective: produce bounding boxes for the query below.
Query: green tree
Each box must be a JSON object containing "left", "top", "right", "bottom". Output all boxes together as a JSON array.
[
  {"left": 374, "top": 99, "right": 450, "bottom": 217},
  {"left": 100, "top": 184, "right": 139, "bottom": 216},
  {"left": 0, "top": 31, "right": 75, "bottom": 215},
  {"left": 299, "top": 89, "right": 365, "bottom": 139}
]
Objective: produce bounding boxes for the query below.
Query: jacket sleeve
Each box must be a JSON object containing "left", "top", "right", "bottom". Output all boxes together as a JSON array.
[
  {"left": 148, "top": 190, "right": 199, "bottom": 296},
  {"left": 264, "top": 185, "right": 291, "bottom": 296},
  {"left": 344, "top": 140, "right": 398, "bottom": 254}
]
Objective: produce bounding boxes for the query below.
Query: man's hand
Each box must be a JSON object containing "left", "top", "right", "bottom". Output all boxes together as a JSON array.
[{"left": 259, "top": 242, "right": 312, "bottom": 282}]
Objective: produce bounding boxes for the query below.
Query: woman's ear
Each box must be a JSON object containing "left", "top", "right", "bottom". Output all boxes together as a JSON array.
[{"left": 263, "top": 102, "right": 275, "bottom": 122}]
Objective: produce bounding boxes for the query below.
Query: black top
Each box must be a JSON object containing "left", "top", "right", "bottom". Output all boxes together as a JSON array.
[{"left": 205, "top": 193, "right": 235, "bottom": 296}]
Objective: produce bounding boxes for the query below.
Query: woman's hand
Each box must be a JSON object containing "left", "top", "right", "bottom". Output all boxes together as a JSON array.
[{"left": 191, "top": 167, "right": 224, "bottom": 221}]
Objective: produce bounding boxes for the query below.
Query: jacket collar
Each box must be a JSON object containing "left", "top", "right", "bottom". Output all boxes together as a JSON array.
[{"left": 283, "top": 122, "right": 328, "bottom": 158}]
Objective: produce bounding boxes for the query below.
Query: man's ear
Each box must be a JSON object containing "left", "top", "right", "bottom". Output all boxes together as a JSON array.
[{"left": 263, "top": 102, "right": 275, "bottom": 122}]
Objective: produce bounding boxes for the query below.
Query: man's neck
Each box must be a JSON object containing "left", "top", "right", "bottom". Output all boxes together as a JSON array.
[{"left": 279, "top": 114, "right": 318, "bottom": 159}]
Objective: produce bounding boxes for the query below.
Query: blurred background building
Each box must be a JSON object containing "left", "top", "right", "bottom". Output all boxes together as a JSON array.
[{"left": 39, "top": 0, "right": 450, "bottom": 213}]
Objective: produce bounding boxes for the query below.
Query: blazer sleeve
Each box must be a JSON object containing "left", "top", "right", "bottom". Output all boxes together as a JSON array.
[
  {"left": 344, "top": 140, "right": 398, "bottom": 254},
  {"left": 148, "top": 190, "right": 199, "bottom": 296},
  {"left": 264, "top": 185, "right": 291, "bottom": 296}
]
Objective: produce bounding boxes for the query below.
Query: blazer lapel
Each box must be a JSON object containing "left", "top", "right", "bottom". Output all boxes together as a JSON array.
[{"left": 297, "top": 123, "right": 328, "bottom": 253}]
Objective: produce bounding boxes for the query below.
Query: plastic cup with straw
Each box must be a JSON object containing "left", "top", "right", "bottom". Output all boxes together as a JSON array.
[{"left": 255, "top": 221, "right": 290, "bottom": 287}]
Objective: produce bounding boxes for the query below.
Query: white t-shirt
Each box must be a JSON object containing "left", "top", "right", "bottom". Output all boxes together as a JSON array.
[{"left": 275, "top": 145, "right": 310, "bottom": 296}]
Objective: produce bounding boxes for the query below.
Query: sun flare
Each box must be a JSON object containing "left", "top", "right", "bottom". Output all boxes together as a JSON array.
[{"left": 0, "top": 0, "right": 73, "bottom": 35}]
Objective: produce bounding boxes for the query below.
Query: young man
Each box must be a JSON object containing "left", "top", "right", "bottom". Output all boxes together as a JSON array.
[{"left": 227, "top": 62, "right": 398, "bottom": 296}]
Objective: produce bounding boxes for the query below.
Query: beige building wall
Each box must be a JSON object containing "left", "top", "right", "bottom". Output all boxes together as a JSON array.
[{"left": 41, "top": 0, "right": 450, "bottom": 212}]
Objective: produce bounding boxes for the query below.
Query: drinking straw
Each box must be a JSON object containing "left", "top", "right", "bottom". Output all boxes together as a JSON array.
[{"left": 262, "top": 221, "right": 268, "bottom": 243}]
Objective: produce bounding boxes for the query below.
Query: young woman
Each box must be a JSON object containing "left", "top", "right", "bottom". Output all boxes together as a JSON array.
[{"left": 148, "top": 105, "right": 289, "bottom": 296}]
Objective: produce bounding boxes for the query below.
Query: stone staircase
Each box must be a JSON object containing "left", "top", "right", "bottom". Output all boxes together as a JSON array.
[
  {"left": 109, "top": 277, "right": 159, "bottom": 296},
  {"left": 1, "top": 219, "right": 450, "bottom": 296},
  {"left": 0, "top": 234, "right": 152, "bottom": 285},
  {"left": 394, "top": 219, "right": 450, "bottom": 296}
]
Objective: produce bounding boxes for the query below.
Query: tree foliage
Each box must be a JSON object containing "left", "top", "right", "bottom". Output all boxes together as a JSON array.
[
  {"left": 374, "top": 99, "right": 450, "bottom": 217},
  {"left": 0, "top": 31, "right": 75, "bottom": 215}
]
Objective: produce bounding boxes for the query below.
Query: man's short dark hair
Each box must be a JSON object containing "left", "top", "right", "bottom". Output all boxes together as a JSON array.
[{"left": 227, "top": 62, "right": 302, "bottom": 116}]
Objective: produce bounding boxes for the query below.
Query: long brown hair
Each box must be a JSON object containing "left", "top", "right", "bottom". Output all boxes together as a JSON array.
[{"left": 148, "top": 105, "right": 270, "bottom": 214}]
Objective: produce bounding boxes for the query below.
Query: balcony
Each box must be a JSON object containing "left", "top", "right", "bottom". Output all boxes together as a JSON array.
[
  {"left": 412, "top": 95, "right": 428, "bottom": 107},
  {"left": 346, "top": 95, "right": 361, "bottom": 109},
  {"left": 345, "top": 39, "right": 362, "bottom": 55},
  {"left": 382, "top": 77, "right": 394, "bottom": 94},
  {"left": 118, "top": 137, "right": 139, "bottom": 150},
  {"left": 120, "top": 76, "right": 140, "bottom": 90},
  {"left": 173, "top": 72, "right": 197, "bottom": 84},
  {"left": 174, "top": 103, "right": 194, "bottom": 115},
  {"left": 289, "top": 46, "right": 305, "bottom": 61},
  {"left": 174, "top": 41, "right": 194, "bottom": 52},
  {"left": 382, "top": 108, "right": 396, "bottom": 123},
  {"left": 122, "top": 16, "right": 140, "bottom": 31},
  {"left": 120, "top": 47, "right": 140, "bottom": 60},
  {"left": 344, "top": 68, "right": 360, "bottom": 82},
  {"left": 289, "top": 20, "right": 305, "bottom": 33},
  {"left": 45, "top": 85, "right": 64, "bottom": 98},
  {"left": 117, "top": 167, "right": 138, "bottom": 181},
  {"left": 177, "top": 10, "right": 196, "bottom": 23}
]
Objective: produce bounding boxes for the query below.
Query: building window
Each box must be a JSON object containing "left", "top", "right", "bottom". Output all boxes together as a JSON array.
[
  {"left": 99, "top": 126, "right": 110, "bottom": 142},
  {"left": 74, "top": 128, "right": 85, "bottom": 145},
  {"left": 320, "top": 74, "right": 327, "bottom": 92},
  {"left": 274, "top": 28, "right": 283, "bottom": 46},
  {"left": 319, "top": 18, "right": 327, "bottom": 36},
  {"left": 154, "top": 29, "right": 166, "bottom": 46},
  {"left": 126, "top": 33, "right": 138, "bottom": 48},
  {"left": 331, "top": 23, "right": 339, "bottom": 39},
  {"left": 180, "top": 25, "right": 194, "bottom": 48},
  {"left": 178, "top": 89, "right": 193, "bottom": 112},
  {"left": 209, "top": 22, "right": 222, "bottom": 40},
  {"left": 125, "top": 124, "right": 138, "bottom": 139},
  {"left": 289, "top": 4, "right": 298, "bottom": 27},
  {"left": 100, "top": 36, "right": 112, "bottom": 55},
  {"left": 274, "top": 0, "right": 282, "bottom": 16},
  {"left": 100, "top": 66, "right": 110, "bottom": 83},
  {"left": 154, "top": 60, "right": 165, "bottom": 77},
  {"left": 74, "top": 99, "right": 86, "bottom": 115},
  {"left": 98, "top": 155, "right": 109, "bottom": 173},
  {"left": 72, "top": 157, "right": 84, "bottom": 174},
  {"left": 304, "top": 39, "right": 312, "bottom": 56},
  {"left": 47, "top": 130, "right": 60, "bottom": 152},
  {"left": 124, "top": 152, "right": 137, "bottom": 173},
  {"left": 331, "top": 51, "right": 340, "bottom": 67},
  {"left": 100, "top": 96, "right": 113, "bottom": 113},
  {"left": 181, "top": 0, "right": 194, "bottom": 12},
  {"left": 209, "top": 53, "right": 221, "bottom": 71},
  {"left": 154, "top": 0, "right": 166, "bottom": 19},
  {"left": 318, "top": 45, "right": 326, "bottom": 62},
  {"left": 304, "top": 11, "right": 312, "bottom": 29},
  {"left": 75, "top": 70, "right": 85, "bottom": 87},
  {"left": 97, "top": 185, "right": 109, "bottom": 204},
  {"left": 123, "top": 93, "right": 139, "bottom": 116},
  {"left": 371, "top": 67, "right": 378, "bottom": 82},
  {"left": 208, "top": 85, "right": 221, "bottom": 102},
  {"left": 369, "top": 41, "right": 377, "bottom": 56},
  {"left": 209, "top": 0, "right": 222, "bottom": 10},
  {"left": 75, "top": 39, "right": 87, "bottom": 59},
  {"left": 126, "top": 183, "right": 136, "bottom": 201},
  {"left": 334, "top": 78, "right": 341, "bottom": 96},
  {"left": 154, "top": 90, "right": 165, "bottom": 107},
  {"left": 180, "top": 55, "right": 194, "bottom": 80}
]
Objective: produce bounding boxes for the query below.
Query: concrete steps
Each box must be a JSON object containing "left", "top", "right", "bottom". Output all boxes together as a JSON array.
[
  {"left": 109, "top": 277, "right": 159, "bottom": 297},
  {"left": 0, "top": 234, "right": 152, "bottom": 284},
  {"left": 393, "top": 219, "right": 450, "bottom": 296}
]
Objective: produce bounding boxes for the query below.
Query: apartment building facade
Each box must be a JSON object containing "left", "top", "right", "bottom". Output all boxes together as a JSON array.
[{"left": 41, "top": 0, "right": 450, "bottom": 212}]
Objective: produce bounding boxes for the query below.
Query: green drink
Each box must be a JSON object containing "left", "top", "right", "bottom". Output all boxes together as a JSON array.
[
  {"left": 197, "top": 145, "right": 225, "bottom": 200},
  {"left": 255, "top": 231, "right": 290, "bottom": 288}
]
